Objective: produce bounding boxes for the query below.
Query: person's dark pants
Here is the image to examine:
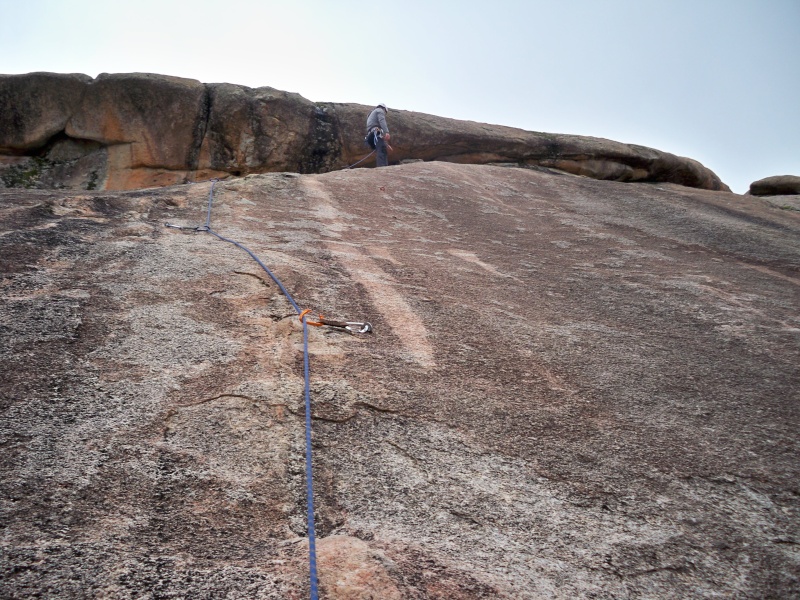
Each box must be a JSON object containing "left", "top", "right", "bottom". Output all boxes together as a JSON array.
[{"left": 376, "top": 135, "right": 388, "bottom": 167}]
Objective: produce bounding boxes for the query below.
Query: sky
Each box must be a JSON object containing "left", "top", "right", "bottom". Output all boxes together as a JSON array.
[{"left": 1, "top": 0, "right": 798, "bottom": 193}]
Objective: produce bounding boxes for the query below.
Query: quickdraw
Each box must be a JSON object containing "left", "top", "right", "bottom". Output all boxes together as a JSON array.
[{"left": 299, "top": 309, "right": 373, "bottom": 334}]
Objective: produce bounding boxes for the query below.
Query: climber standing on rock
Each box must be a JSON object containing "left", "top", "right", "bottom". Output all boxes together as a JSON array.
[{"left": 366, "top": 103, "right": 391, "bottom": 167}]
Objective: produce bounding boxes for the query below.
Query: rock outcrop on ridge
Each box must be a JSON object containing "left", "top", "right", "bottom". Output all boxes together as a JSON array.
[
  {"left": 0, "top": 72, "right": 730, "bottom": 192},
  {"left": 749, "top": 175, "right": 800, "bottom": 197},
  {"left": 1, "top": 162, "right": 797, "bottom": 598}
]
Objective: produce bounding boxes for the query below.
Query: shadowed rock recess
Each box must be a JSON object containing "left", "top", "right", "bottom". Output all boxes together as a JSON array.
[
  {"left": 1, "top": 161, "right": 798, "bottom": 598},
  {"left": 0, "top": 72, "right": 731, "bottom": 192}
]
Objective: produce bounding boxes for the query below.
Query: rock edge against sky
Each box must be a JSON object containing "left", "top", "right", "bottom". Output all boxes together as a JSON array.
[{"left": 0, "top": 72, "right": 732, "bottom": 192}]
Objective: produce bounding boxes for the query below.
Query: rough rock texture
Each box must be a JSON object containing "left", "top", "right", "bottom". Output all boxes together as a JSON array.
[
  {"left": 331, "top": 103, "right": 728, "bottom": 191},
  {"left": 749, "top": 175, "right": 800, "bottom": 197},
  {"left": 1, "top": 162, "right": 797, "bottom": 598},
  {"left": 0, "top": 72, "right": 730, "bottom": 192},
  {"left": 65, "top": 73, "right": 210, "bottom": 191},
  {"left": 0, "top": 72, "right": 92, "bottom": 153},
  {"left": 198, "top": 83, "right": 321, "bottom": 177}
]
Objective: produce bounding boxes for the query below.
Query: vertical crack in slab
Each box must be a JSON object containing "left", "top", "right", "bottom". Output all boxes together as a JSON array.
[{"left": 187, "top": 84, "right": 213, "bottom": 174}]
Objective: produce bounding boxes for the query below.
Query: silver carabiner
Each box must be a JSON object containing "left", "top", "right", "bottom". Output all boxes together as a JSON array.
[
  {"left": 344, "top": 322, "right": 373, "bottom": 334},
  {"left": 315, "top": 316, "right": 373, "bottom": 334}
]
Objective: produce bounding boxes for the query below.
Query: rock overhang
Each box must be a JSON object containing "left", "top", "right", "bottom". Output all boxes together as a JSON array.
[{"left": 1, "top": 71, "right": 731, "bottom": 193}]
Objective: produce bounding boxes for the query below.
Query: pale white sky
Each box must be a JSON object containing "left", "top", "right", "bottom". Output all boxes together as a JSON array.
[{"left": 2, "top": 0, "right": 798, "bottom": 193}]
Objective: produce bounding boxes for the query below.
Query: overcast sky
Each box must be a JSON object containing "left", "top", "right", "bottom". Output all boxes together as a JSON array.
[{"left": 2, "top": 0, "right": 798, "bottom": 193}]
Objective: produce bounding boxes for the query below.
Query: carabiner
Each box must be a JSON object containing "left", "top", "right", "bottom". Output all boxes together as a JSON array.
[
  {"left": 299, "top": 310, "right": 373, "bottom": 334},
  {"left": 343, "top": 321, "right": 372, "bottom": 334}
]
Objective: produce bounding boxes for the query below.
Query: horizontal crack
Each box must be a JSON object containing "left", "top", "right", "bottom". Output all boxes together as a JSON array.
[
  {"left": 307, "top": 401, "right": 404, "bottom": 423},
  {"left": 233, "top": 270, "right": 272, "bottom": 287}
]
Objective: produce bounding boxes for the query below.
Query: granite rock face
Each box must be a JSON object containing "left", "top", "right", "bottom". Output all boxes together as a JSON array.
[
  {"left": 65, "top": 72, "right": 210, "bottom": 190},
  {"left": 0, "top": 72, "right": 730, "bottom": 192},
  {"left": 0, "top": 72, "right": 92, "bottom": 153},
  {"left": 749, "top": 174, "right": 800, "bottom": 196},
  {"left": 198, "top": 83, "right": 321, "bottom": 176},
  {"left": 1, "top": 162, "right": 797, "bottom": 598}
]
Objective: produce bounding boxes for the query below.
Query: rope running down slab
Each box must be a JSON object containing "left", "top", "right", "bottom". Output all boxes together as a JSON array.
[{"left": 166, "top": 179, "right": 320, "bottom": 599}]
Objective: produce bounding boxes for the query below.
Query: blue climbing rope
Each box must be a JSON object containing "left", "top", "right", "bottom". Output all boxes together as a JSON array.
[
  {"left": 166, "top": 179, "right": 319, "bottom": 599},
  {"left": 303, "top": 319, "right": 319, "bottom": 600},
  {"left": 344, "top": 149, "right": 376, "bottom": 169}
]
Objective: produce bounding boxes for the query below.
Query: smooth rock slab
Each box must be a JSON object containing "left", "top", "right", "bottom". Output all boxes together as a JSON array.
[{"left": 1, "top": 162, "right": 797, "bottom": 598}]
